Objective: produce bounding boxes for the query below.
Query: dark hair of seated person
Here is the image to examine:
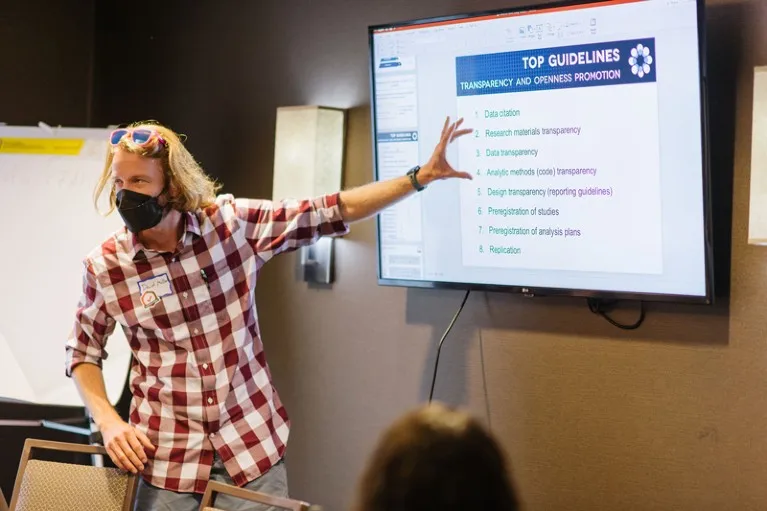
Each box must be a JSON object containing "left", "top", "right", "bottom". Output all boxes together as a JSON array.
[{"left": 353, "top": 403, "right": 520, "bottom": 511}]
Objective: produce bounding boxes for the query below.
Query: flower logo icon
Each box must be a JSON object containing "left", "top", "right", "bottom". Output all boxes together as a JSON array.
[{"left": 629, "top": 43, "right": 653, "bottom": 78}]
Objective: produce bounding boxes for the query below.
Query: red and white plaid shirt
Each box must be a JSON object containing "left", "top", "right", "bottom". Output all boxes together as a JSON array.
[{"left": 65, "top": 193, "right": 348, "bottom": 493}]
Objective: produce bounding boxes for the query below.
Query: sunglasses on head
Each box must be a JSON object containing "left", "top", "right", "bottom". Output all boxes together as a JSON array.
[{"left": 110, "top": 128, "right": 165, "bottom": 148}]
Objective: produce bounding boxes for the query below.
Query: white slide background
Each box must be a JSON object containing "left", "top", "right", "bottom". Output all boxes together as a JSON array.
[
  {"left": 457, "top": 83, "right": 663, "bottom": 274},
  {"left": 0, "top": 126, "right": 131, "bottom": 407}
]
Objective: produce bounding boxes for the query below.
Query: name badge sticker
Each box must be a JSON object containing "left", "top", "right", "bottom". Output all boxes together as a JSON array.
[{"left": 138, "top": 273, "right": 173, "bottom": 308}]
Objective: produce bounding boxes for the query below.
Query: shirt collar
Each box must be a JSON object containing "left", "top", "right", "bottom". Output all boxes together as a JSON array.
[
  {"left": 124, "top": 210, "right": 202, "bottom": 262},
  {"left": 184, "top": 210, "right": 202, "bottom": 238}
]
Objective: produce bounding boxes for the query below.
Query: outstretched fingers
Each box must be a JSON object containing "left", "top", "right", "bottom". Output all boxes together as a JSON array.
[
  {"left": 440, "top": 116, "right": 452, "bottom": 139},
  {"left": 450, "top": 127, "right": 473, "bottom": 142}
]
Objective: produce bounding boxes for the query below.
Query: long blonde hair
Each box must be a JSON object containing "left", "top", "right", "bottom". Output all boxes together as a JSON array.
[{"left": 94, "top": 120, "right": 221, "bottom": 215}]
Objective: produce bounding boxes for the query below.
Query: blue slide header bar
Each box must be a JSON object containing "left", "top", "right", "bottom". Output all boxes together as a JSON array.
[
  {"left": 456, "top": 38, "right": 656, "bottom": 96},
  {"left": 377, "top": 131, "right": 419, "bottom": 143}
]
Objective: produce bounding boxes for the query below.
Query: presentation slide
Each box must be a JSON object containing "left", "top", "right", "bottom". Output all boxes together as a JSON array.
[{"left": 371, "top": 0, "right": 708, "bottom": 298}]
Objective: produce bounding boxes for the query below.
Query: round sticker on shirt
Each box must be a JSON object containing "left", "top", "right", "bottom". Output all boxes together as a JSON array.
[{"left": 141, "top": 290, "right": 161, "bottom": 309}]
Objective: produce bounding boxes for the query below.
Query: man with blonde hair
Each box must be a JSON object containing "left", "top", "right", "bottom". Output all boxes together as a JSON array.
[{"left": 66, "top": 118, "right": 472, "bottom": 510}]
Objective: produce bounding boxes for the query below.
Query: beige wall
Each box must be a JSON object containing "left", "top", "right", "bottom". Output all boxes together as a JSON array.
[{"left": 254, "top": 2, "right": 767, "bottom": 510}]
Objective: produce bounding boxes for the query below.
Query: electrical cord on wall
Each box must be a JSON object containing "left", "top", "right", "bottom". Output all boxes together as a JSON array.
[
  {"left": 587, "top": 298, "right": 646, "bottom": 330},
  {"left": 426, "top": 292, "right": 642, "bottom": 406},
  {"left": 428, "top": 289, "right": 471, "bottom": 403}
]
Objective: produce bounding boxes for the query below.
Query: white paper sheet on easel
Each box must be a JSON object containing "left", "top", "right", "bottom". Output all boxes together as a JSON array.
[{"left": 0, "top": 126, "right": 131, "bottom": 407}]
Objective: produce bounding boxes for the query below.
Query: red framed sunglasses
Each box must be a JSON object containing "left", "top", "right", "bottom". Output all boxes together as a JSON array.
[{"left": 110, "top": 128, "right": 165, "bottom": 147}]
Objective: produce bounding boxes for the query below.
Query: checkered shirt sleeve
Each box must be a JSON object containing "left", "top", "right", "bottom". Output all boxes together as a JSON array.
[
  {"left": 233, "top": 192, "right": 349, "bottom": 263},
  {"left": 65, "top": 260, "right": 117, "bottom": 375}
]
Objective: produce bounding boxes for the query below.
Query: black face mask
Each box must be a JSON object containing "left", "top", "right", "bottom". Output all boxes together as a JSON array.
[{"left": 115, "top": 189, "right": 166, "bottom": 233}]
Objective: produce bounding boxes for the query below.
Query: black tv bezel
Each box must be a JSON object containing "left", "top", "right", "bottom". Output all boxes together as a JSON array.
[{"left": 368, "top": 0, "right": 713, "bottom": 305}]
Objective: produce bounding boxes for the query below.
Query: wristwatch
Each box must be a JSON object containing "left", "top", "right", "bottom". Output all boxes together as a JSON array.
[{"left": 406, "top": 165, "right": 425, "bottom": 192}]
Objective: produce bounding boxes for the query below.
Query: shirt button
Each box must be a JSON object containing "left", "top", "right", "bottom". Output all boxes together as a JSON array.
[
  {"left": 209, "top": 432, "right": 215, "bottom": 438},
  {"left": 193, "top": 328, "right": 199, "bottom": 335},
  {"left": 202, "top": 363, "right": 209, "bottom": 370},
  {"left": 183, "top": 292, "right": 188, "bottom": 299},
  {"left": 207, "top": 397, "right": 214, "bottom": 405}
]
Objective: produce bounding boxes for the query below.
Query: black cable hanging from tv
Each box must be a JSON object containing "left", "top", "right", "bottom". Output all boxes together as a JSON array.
[
  {"left": 428, "top": 289, "right": 471, "bottom": 403},
  {"left": 587, "top": 298, "right": 645, "bottom": 330}
]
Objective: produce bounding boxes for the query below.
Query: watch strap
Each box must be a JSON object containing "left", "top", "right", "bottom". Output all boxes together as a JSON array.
[{"left": 407, "top": 165, "right": 425, "bottom": 192}]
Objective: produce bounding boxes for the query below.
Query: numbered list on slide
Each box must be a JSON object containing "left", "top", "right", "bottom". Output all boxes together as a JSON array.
[{"left": 456, "top": 39, "right": 664, "bottom": 274}]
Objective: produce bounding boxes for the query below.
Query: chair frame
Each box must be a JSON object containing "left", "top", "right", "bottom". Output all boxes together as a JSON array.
[
  {"left": 8, "top": 438, "right": 138, "bottom": 511},
  {"left": 200, "top": 480, "right": 313, "bottom": 511}
]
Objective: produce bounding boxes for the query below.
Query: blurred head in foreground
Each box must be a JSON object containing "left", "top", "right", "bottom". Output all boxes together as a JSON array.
[{"left": 353, "top": 403, "right": 519, "bottom": 511}]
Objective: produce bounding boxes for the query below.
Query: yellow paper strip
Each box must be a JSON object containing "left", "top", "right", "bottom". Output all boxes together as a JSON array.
[{"left": 0, "top": 138, "right": 85, "bottom": 155}]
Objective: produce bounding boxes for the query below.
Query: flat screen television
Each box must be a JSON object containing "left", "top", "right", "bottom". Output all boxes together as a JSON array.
[{"left": 368, "top": 0, "right": 712, "bottom": 304}]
